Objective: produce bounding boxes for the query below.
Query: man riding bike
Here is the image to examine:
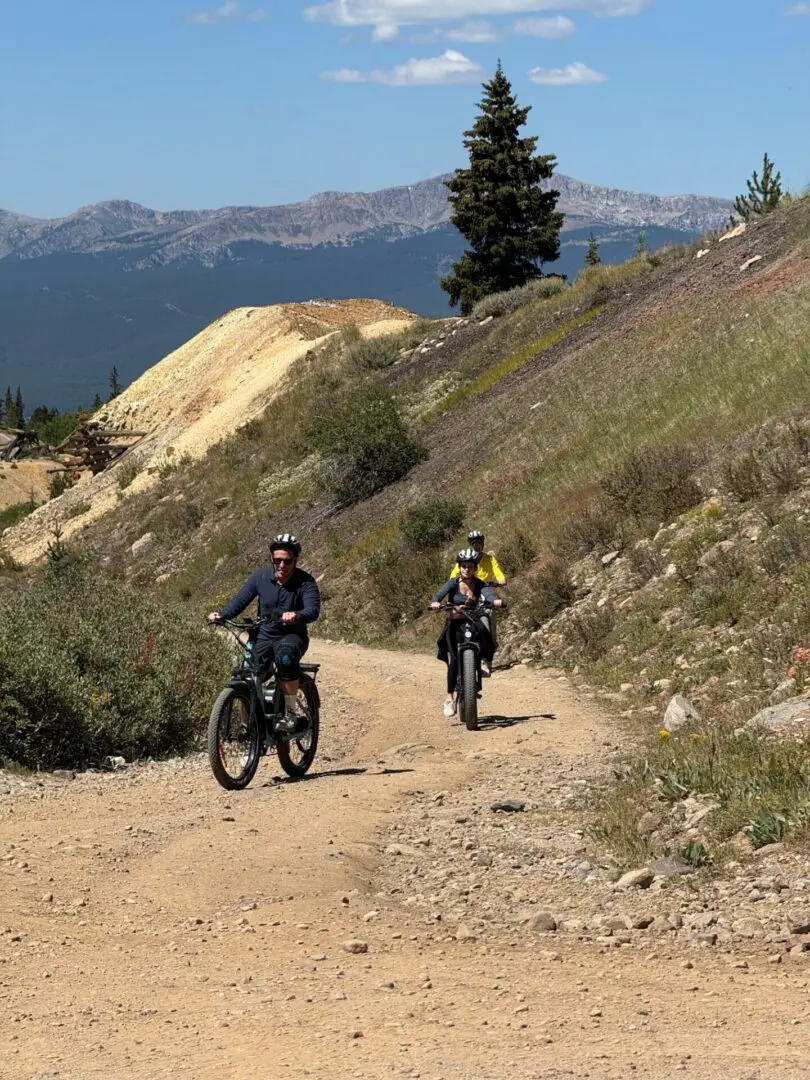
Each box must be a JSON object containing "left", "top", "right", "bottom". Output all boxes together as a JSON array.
[
  {"left": 449, "top": 530, "right": 506, "bottom": 587},
  {"left": 430, "top": 548, "right": 504, "bottom": 719},
  {"left": 208, "top": 533, "right": 321, "bottom": 734}
]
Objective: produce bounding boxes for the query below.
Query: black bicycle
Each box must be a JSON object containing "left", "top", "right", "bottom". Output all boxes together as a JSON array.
[
  {"left": 435, "top": 601, "right": 495, "bottom": 732},
  {"left": 207, "top": 617, "right": 320, "bottom": 789}
]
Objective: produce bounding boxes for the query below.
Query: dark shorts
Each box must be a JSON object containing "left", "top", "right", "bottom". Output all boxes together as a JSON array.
[{"left": 254, "top": 634, "right": 308, "bottom": 682}]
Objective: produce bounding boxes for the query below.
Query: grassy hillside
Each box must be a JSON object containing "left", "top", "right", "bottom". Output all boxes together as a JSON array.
[{"left": 4, "top": 195, "right": 810, "bottom": 853}]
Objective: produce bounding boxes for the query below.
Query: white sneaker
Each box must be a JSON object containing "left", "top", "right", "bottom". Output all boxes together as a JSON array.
[
  {"left": 443, "top": 699, "right": 457, "bottom": 719},
  {"left": 481, "top": 660, "right": 491, "bottom": 677}
]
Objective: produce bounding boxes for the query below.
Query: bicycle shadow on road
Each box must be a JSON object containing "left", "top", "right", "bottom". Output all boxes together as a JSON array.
[
  {"left": 477, "top": 712, "right": 556, "bottom": 730},
  {"left": 269, "top": 766, "right": 416, "bottom": 786}
]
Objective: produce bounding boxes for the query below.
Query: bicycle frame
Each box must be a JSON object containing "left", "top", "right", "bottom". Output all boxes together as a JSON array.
[{"left": 218, "top": 618, "right": 319, "bottom": 750}]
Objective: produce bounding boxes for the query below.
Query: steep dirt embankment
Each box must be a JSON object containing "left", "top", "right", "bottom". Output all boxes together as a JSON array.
[
  {"left": 2, "top": 643, "right": 809, "bottom": 1080},
  {"left": 2, "top": 299, "right": 413, "bottom": 565}
]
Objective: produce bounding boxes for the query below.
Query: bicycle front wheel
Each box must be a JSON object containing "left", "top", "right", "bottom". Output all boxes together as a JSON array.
[
  {"left": 460, "top": 648, "right": 479, "bottom": 731},
  {"left": 208, "top": 687, "right": 261, "bottom": 790}
]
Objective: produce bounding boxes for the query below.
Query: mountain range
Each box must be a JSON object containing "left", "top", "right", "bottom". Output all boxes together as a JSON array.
[{"left": 0, "top": 175, "right": 733, "bottom": 410}]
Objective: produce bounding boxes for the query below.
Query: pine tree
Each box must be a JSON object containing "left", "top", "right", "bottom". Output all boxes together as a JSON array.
[
  {"left": 109, "top": 366, "right": 122, "bottom": 400},
  {"left": 441, "top": 64, "right": 564, "bottom": 314},
  {"left": 585, "top": 232, "right": 601, "bottom": 267},
  {"left": 4, "top": 386, "right": 22, "bottom": 429},
  {"left": 14, "top": 387, "right": 24, "bottom": 426},
  {"left": 734, "top": 153, "right": 784, "bottom": 221},
  {"left": 92, "top": 392, "right": 103, "bottom": 410},
  {"left": 636, "top": 232, "right": 648, "bottom": 257}
]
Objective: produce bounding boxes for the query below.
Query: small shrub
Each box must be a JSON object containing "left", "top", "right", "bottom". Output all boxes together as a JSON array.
[
  {"left": 366, "top": 547, "right": 445, "bottom": 628},
  {"left": 601, "top": 446, "right": 701, "bottom": 525},
  {"left": 470, "top": 277, "right": 567, "bottom": 320},
  {"left": 347, "top": 335, "right": 403, "bottom": 371},
  {"left": 521, "top": 557, "right": 576, "bottom": 629},
  {"left": 565, "top": 602, "right": 616, "bottom": 660},
  {"left": 67, "top": 501, "right": 92, "bottom": 520},
  {"left": 761, "top": 515, "right": 810, "bottom": 575},
  {"left": 722, "top": 452, "right": 766, "bottom": 502},
  {"left": 763, "top": 445, "right": 803, "bottom": 494},
  {"left": 0, "top": 499, "right": 38, "bottom": 532},
  {"left": 307, "top": 376, "right": 426, "bottom": 505},
  {"left": 117, "top": 457, "right": 141, "bottom": 491},
  {"left": 553, "top": 499, "right": 620, "bottom": 560},
  {"left": 628, "top": 540, "right": 664, "bottom": 584},
  {"left": 400, "top": 498, "right": 465, "bottom": 553},
  {"left": 48, "top": 471, "right": 75, "bottom": 500},
  {"left": 499, "top": 530, "right": 537, "bottom": 576}
]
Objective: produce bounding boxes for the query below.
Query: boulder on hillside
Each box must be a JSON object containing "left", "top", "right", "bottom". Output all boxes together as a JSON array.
[
  {"left": 663, "top": 694, "right": 701, "bottom": 733},
  {"left": 131, "top": 532, "right": 156, "bottom": 559},
  {"left": 747, "top": 697, "right": 810, "bottom": 733}
]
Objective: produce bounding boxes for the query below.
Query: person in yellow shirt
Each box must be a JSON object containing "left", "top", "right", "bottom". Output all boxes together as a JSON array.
[
  {"left": 450, "top": 530, "right": 507, "bottom": 586},
  {"left": 450, "top": 530, "right": 506, "bottom": 648}
]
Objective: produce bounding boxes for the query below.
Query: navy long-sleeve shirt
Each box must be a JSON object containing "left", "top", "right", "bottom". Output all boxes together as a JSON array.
[
  {"left": 220, "top": 567, "right": 321, "bottom": 642},
  {"left": 432, "top": 576, "right": 496, "bottom": 607}
]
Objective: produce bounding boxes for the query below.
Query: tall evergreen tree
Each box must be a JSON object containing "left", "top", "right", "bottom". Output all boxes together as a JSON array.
[
  {"left": 109, "top": 366, "right": 122, "bottom": 400},
  {"left": 4, "top": 386, "right": 22, "bottom": 429},
  {"left": 92, "top": 392, "right": 103, "bottom": 410},
  {"left": 585, "top": 232, "right": 601, "bottom": 267},
  {"left": 441, "top": 64, "right": 564, "bottom": 314},
  {"left": 734, "top": 153, "right": 783, "bottom": 221},
  {"left": 14, "top": 387, "right": 24, "bottom": 425},
  {"left": 635, "top": 231, "right": 648, "bottom": 257}
]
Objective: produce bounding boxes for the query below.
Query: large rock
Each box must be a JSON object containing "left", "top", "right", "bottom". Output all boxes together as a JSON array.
[
  {"left": 747, "top": 697, "right": 810, "bottom": 732},
  {"left": 131, "top": 532, "right": 156, "bottom": 558},
  {"left": 615, "top": 867, "right": 654, "bottom": 890},
  {"left": 663, "top": 694, "right": 701, "bottom": 733}
]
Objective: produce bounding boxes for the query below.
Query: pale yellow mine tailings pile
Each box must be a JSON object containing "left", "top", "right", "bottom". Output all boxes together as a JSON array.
[{"left": 1, "top": 299, "right": 414, "bottom": 565}]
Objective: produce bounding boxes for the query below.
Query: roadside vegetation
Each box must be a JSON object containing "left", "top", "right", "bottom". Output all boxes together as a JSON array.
[{"left": 0, "top": 547, "right": 228, "bottom": 770}]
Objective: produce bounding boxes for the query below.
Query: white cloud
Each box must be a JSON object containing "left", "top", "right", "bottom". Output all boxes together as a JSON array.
[
  {"left": 514, "top": 15, "right": 576, "bottom": 36},
  {"left": 322, "top": 48, "right": 484, "bottom": 85},
  {"left": 786, "top": 2, "right": 810, "bottom": 12},
  {"left": 445, "top": 19, "right": 501, "bottom": 41},
  {"left": 305, "top": 1, "right": 651, "bottom": 33},
  {"left": 187, "top": 1, "right": 268, "bottom": 24},
  {"left": 372, "top": 21, "right": 401, "bottom": 39},
  {"left": 528, "top": 60, "right": 607, "bottom": 85},
  {"left": 409, "top": 20, "right": 501, "bottom": 42}
]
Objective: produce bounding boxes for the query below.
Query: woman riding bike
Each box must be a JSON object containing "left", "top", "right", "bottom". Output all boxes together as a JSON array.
[{"left": 430, "top": 548, "right": 504, "bottom": 719}]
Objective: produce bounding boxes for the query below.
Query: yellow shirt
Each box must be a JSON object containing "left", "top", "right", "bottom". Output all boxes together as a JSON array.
[{"left": 449, "top": 552, "right": 506, "bottom": 584}]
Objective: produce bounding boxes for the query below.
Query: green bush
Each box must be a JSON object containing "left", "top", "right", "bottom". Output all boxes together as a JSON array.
[
  {"left": 498, "top": 530, "right": 537, "bottom": 576},
  {"left": 521, "top": 557, "right": 576, "bottom": 629},
  {"left": 0, "top": 561, "right": 229, "bottom": 769},
  {"left": 0, "top": 499, "right": 38, "bottom": 532},
  {"left": 366, "top": 547, "right": 445, "bottom": 628},
  {"left": 722, "top": 452, "right": 766, "bottom": 502},
  {"left": 553, "top": 498, "right": 621, "bottom": 560},
  {"left": 307, "top": 376, "right": 426, "bottom": 505},
  {"left": 601, "top": 446, "right": 702, "bottom": 525},
  {"left": 400, "top": 498, "right": 465, "bottom": 553},
  {"left": 470, "top": 277, "right": 567, "bottom": 321}
]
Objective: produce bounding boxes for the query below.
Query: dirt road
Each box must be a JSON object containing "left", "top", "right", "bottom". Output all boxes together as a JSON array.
[{"left": 2, "top": 642, "right": 809, "bottom": 1080}]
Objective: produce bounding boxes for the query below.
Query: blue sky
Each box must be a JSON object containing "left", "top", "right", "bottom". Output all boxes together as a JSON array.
[{"left": 1, "top": 0, "right": 808, "bottom": 218}]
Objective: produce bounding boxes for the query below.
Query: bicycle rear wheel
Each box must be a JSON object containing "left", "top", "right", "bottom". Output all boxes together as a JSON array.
[
  {"left": 276, "top": 677, "right": 320, "bottom": 779},
  {"left": 208, "top": 687, "right": 261, "bottom": 790},
  {"left": 459, "top": 648, "right": 479, "bottom": 731}
]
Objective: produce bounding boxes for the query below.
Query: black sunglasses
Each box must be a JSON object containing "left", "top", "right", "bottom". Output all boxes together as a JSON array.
[{"left": 273, "top": 556, "right": 295, "bottom": 566}]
